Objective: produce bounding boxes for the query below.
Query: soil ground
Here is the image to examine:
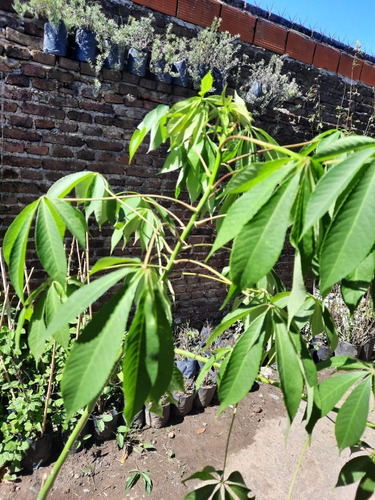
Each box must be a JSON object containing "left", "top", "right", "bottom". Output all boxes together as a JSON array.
[{"left": 1, "top": 373, "right": 374, "bottom": 500}]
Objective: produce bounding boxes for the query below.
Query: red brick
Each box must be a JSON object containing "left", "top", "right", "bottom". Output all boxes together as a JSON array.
[
  {"left": 0, "top": 59, "right": 12, "bottom": 72},
  {"left": 22, "top": 102, "right": 65, "bottom": 120},
  {"left": 32, "top": 77, "right": 56, "bottom": 91},
  {"left": 220, "top": 4, "right": 256, "bottom": 44},
  {"left": 253, "top": 18, "right": 287, "bottom": 54},
  {"left": 5, "top": 45, "right": 31, "bottom": 60},
  {"left": 80, "top": 101, "right": 113, "bottom": 114},
  {"left": 49, "top": 69, "right": 74, "bottom": 84},
  {"left": 177, "top": 0, "right": 221, "bottom": 28},
  {"left": 3, "top": 156, "right": 41, "bottom": 168},
  {"left": 131, "top": 0, "right": 177, "bottom": 16},
  {"left": 77, "top": 150, "right": 96, "bottom": 161},
  {"left": 77, "top": 149, "right": 95, "bottom": 161},
  {"left": 31, "top": 50, "right": 56, "bottom": 65},
  {"left": 3, "top": 128, "right": 40, "bottom": 141},
  {"left": 103, "top": 93, "right": 124, "bottom": 104},
  {"left": 360, "top": 62, "right": 375, "bottom": 87},
  {"left": 286, "top": 30, "right": 316, "bottom": 65},
  {"left": 338, "top": 53, "right": 363, "bottom": 81},
  {"left": 122, "top": 72, "right": 139, "bottom": 85},
  {"left": 10, "top": 115, "right": 33, "bottom": 128},
  {"left": 52, "top": 146, "right": 74, "bottom": 158},
  {"left": 35, "top": 118, "right": 55, "bottom": 129},
  {"left": 80, "top": 62, "right": 96, "bottom": 76},
  {"left": 58, "top": 57, "right": 80, "bottom": 71},
  {"left": 21, "top": 62, "right": 46, "bottom": 78},
  {"left": 68, "top": 110, "right": 92, "bottom": 123},
  {"left": 4, "top": 102, "right": 18, "bottom": 112},
  {"left": 86, "top": 139, "right": 123, "bottom": 151},
  {"left": 102, "top": 68, "right": 122, "bottom": 82},
  {"left": 5, "top": 28, "right": 42, "bottom": 50},
  {"left": 3, "top": 141, "right": 24, "bottom": 153},
  {"left": 59, "top": 122, "right": 78, "bottom": 133},
  {"left": 27, "top": 145, "right": 49, "bottom": 156},
  {"left": 80, "top": 125, "right": 102, "bottom": 136},
  {"left": 313, "top": 44, "right": 340, "bottom": 73},
  {"left": 42, "top": 133, "right": 85, "bottom": 147},
  {"left": 6, "top": 73, "right": 29, "bottom": 87}
]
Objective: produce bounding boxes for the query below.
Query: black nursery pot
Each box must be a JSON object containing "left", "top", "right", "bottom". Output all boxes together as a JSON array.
[
  {"left": 176, "top": 358, "right": 198, "bottom": 379},
  {"left": 43, "top": 21, "right": 68, "bottom": 56},
  {"left": 194, "top": 384, "right": 217, "bottom": 409},
  {"left": 152, "top": 56, "right": 171, "bottom": 84},
  {"left": 171, "top": 391, "right": 194, "bottom": 418},
  {"left": 21, "top": 433, "right": 53, "bottom": 471},
  {"left": 104, "top": 43, "right": 125, "bottom": 71},
  {"left": 145, "top": 402, "right": 170, "bottom": 428},
  {"left": 75, "top": 28, "right": 97, "bottom": 64},
  {"left": 127, "top": 48, "right": 149, "bottom": 77},
  {"left": 172, "top": 59, "right": 188, "bottom": 87}
]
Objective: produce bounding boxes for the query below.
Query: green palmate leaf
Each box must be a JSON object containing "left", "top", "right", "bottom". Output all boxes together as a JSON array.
[
  {"left": 35, "top": 198, "right": 67, "bottom": 286},
  {"left": 44, "top": 267, "right": 135, "bottom": 345},
  {"left": 84, "top": 174, "right": 106, "bottom": 221},
  {"left": 45, "top": 282, "right": 70, "bottom": 349},
  {"left": 341, "top": 252, "right": 375, "bottom": 313},
  {"left": 288, "top": 251, "right": 307, "bottom": 326},
  {"left": 123, "top": 285, "right": 174, "bottom": 425},
  {"left": 275, "top": 313, "right": 303, "bottom": 422},
  {"left": 356, "top": 469, "right": 375, "bottom": 500},
  {"left": 336, "top": 456, "right": 373, "bottom": 486},
  {"left": 335, "top": 375, "right": 372, "bottom": 452},
  {"left": 225, "top": 470, "right": 253, "bottom": 499},
  {"left": 313, "top": 135, "right": 375, "bottom": 161},
  {"left": 210, "top": 163, "right": 294, "bottom": 255},
  {"left": 47, "top": 171, "right": 95, "bottom": 198},
  {"left": 3, "top": 200, "right": 39, "bottom": 301},
  {"left": 322, "top": 308, "right": 339, "bottom": 352},
  {"left": 129, "top": 104, "right": 169, "bottom": 161},
  {"left": 62, "top": 278, "right": 138, "bottom": 418},
  {"left": 28, "top": 291, "right": 47, "bottom": 361},
  {"left": 90, "top": 257, "right": 141, "bottom": 275},
  {"left": 303, "top": 148, "right": 375, "bottom": 235},
  {"left": 184, "top": 484, "right": 218, "bottom": 500},
  {"left": 319, "top": 371, "right": 365, "bottom": 417},
  {"left": 226, "top": 159, "right": 290, "bottom": 194},
  {"left": 183, "top": 466, "right": 217, "bottom": 483},
  {"left": 46, "top": 197, "right": 87, "bottom": 250},
  {"left": 317, "top": 356, "right": 371, "bottom": 371},
  {"left": 218, "top": 312, "right": 267, "bottom": 410},
  {"left": 148, "top": 287, "right": 174, "bottom": 402},
  {"left": 320, "top": 159, "right": 375, "bottom": 294},
  {"left": 231, "top": 171, "right": 300, "bottom": 289}
]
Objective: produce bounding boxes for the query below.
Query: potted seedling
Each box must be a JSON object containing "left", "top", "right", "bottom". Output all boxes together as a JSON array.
[
  {"left": 171, "top": 377, "right": 195, "bottom": 418},
  {"left": 239, "top": 54, "right": 300, "bottom": 113},
  {"left": 13, "top": 0, "right": 75, "bottom": 56},
  {"left": 122, "top": 14, "right": 154, "bottom": 77},
  {"left": 66, "top": 0, "right": 110, "bottom": 66},
  {"left": 188, "top": 17, "right": 240, "bottom": 93},
  {"left": 92, "top": 380, "right": 123, "bottom": 441},
  {"left": 174, "top": 324, "right": 200, "bottom": 379},
  {"left": 144, "top": 396, "right": 170, "bottom": 428},
  {"left": 150, "top": 24, "right": 189, "bottom": 86},
  {"left": 194, "top": 369, "right": 217, "bottom": 409}
]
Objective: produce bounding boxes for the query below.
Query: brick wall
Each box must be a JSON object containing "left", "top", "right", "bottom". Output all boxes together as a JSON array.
[{"left": 1, "top": 0, "right": 375, "bottom": 325}]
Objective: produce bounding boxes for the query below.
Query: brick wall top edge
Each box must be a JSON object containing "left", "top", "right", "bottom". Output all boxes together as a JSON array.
[{"left": 3, "top": 0, "right": 375, "bottom": 88}]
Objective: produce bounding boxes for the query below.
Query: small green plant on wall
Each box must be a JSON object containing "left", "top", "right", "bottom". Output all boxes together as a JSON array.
[{"left": 240, "top": 54, "right": 300, "bottom": 112}]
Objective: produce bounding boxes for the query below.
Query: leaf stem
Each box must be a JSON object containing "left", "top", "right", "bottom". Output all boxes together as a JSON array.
[
  {"left": 223, "top": 404, "right": 238, "bottom": 474},
  {"left": 37, "top": 398, "right": 97, "bottom": 500},
  {"left": 287, "top": 434, "right": 311, "bottom": 500}
]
